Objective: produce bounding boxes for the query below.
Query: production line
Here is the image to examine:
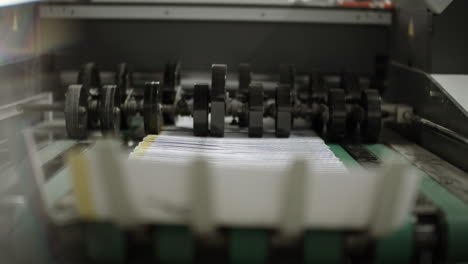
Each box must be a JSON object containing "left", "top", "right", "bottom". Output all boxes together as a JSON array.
[{"left": 62, "top": 61, "right": 393, "bottom": 142}]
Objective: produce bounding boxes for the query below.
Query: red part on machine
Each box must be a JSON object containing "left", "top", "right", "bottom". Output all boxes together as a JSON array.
[{"left": 339, "top": 1, "right": 393, "bottom": 9}]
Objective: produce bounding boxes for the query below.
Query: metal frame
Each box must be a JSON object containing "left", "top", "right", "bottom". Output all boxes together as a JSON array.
[
  {"left": 387, "top": 62, "right": 468, "bottom": 172},
  {"left": 92, "top": 0, "right": 336, "bottom": 5},
  {"left": 431, "top": 74, "right": 468, "bottom": 113},
  {"left": 93, "top": 0, "right": 335, "bottom": 5},
  {"left": 0, "top": 92, "right": 53, "bottom": 121},
  {"left": 39, "top": 4, "right": 392, "bottom": 25},
  {"left": 382, "top": 130, "right": 468, "bottom": 204}
]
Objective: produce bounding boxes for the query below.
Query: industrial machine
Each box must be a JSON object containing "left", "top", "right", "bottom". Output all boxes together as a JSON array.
[
  {"left": 1, "top": 0, "right": 468, "bottom": 263},
  {"left": 62, "top": 61, "right": 387, "bottom": 142}
]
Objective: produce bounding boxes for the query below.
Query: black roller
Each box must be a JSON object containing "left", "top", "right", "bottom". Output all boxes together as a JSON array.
[
  {"left": 193, "top": 84, "right": 210, "bottom": 137},
  {"left": 115, "top": 63, "right": 132, "bottom": 129},
  {"left": 143, "top": 82, "right": 162, "bottom": 135},
  {"left": 100, "top": 85, "right": 120, "bottom": 136},
  {"left": 248, "top": 83, "right": 264, "bottom": 138},
  {"left": 77, "top": 63, "right": 101, "bottom": 129},
  {"left": 361, "top": 89, "right": 382, "bottom": 143},
  {"left": 342, "top": 73, "right": 362, "bottom": 140},
  {"left": 211, "top": 64, "right": 227, "bottom": 137},
  {"left": 65, "top": 85, "right": 89, "bottom": 140},
  {"left": 327, "top": 89, "right": 347, "bottom": 142},
  {"left": 275, "top": 84, "right": 292, "bottom": 138}
]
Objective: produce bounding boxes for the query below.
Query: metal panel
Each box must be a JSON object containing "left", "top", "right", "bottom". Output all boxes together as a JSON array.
[
  {"left": 387, "top": 62, "right": 468, "bottom": 136},
  {"left": 387, "top": 62, "right": 468, "bottom": 172},
  {"left": 431, "top": 74, "right": 468, "bottom": 113},
  {"left": 39, "top": 19, "right": 390, "bottom": 74},
  {"left": 390, "top": 8, "right": 433, "bottom": 71},
  {"left": 39, "top": 4, "right": 392, "bottom": 25},
  {"left": 431, "top": 0, "right": 468, "bottom": 74},
  {"left": 391, "top": 0, "right": 467, "bottom": 74},
  {"left": 0, "top": 93, "right": 52, "bottom": 121}
]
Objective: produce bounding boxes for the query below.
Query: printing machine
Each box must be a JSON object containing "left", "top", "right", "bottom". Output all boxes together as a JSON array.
[{"left": 1, "top": 0, "right": 468, "bottom": 263}]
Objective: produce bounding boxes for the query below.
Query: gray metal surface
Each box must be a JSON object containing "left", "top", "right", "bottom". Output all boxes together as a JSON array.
[
  {"left": 0, "top": 93, "right": 52, "bottom": 121},
  {"left": 40, "top": 4, "right": 391, "bottom": 25},
  {"left": 383, "top": 130, "right": 468, "bottom": 205},
  {"left": 431, "top": 74, "right": 468, "bottom": 113}
]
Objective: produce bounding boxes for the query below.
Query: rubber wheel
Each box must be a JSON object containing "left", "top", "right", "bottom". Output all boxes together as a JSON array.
[
  {"left": 361, "top": 89, "right": 382, "bottom": 143},
  {"left": 115, "top": 63, "right": 132, "bottom": 130},
  {"left": 77, "top": 63, "right": 101, "bottom": 129},
  {"left": 144, "top": 82, "right": 162, "bottom": 135},
  {"left": 248, "top": 83, "right": 263, "bottom": 138},
  {"left": 193, "top": 84, "right": 210, "bottom": 137},
  {"left": 100, "top": 85, "right": 121, "bottom": 136},
  {"left": 275, "top": 84, "right": 292, "bottom": 138},
  {"left": 65, "top": 85, "right": 89, "bottom": 140},
  {"left": 211, "top": 64, "right": 227, "bottom": 137}
]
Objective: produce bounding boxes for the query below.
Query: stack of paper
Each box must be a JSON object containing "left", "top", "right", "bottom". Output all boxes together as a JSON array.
[
  {"left": 61, "top": 118, "right": 420, "bottom": 233},
  {"left": 130, "top": 118, "right": 347, "bottom": 174}
]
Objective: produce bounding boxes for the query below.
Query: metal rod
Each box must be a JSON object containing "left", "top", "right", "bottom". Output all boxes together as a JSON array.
[
  {"left": 413, "top": 115, "right": 468, "bottom": 146},
  {"left": 19, "top": 102, "right": 64, "bottom": 112}
]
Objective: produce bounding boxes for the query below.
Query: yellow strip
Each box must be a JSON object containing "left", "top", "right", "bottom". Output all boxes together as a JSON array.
[
  {"left": 143, "top": 134, "right": 159, "bottom": 142},
  {"left": 67, "top": 150, "right": 96, "bottom": 219},
  {"left": 139, "top": 141, "right": 152, "bottom": 148},
  {"left": 408, "top": 17, "right": 415, "bottom": 38},
  {"left": 133, "top": 134, "right": 161, "bottom": 159}
]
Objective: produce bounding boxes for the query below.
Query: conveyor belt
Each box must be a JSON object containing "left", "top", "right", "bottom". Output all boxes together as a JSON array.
[
  {"left": 37, "top": 138, "right": 468, "bottom": 263},
  {"left": 326, "top": 144, "right": 413, "bottom": 264},
  {"left": 366, "top": 144, "right": 468, "bottom": 263}
]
